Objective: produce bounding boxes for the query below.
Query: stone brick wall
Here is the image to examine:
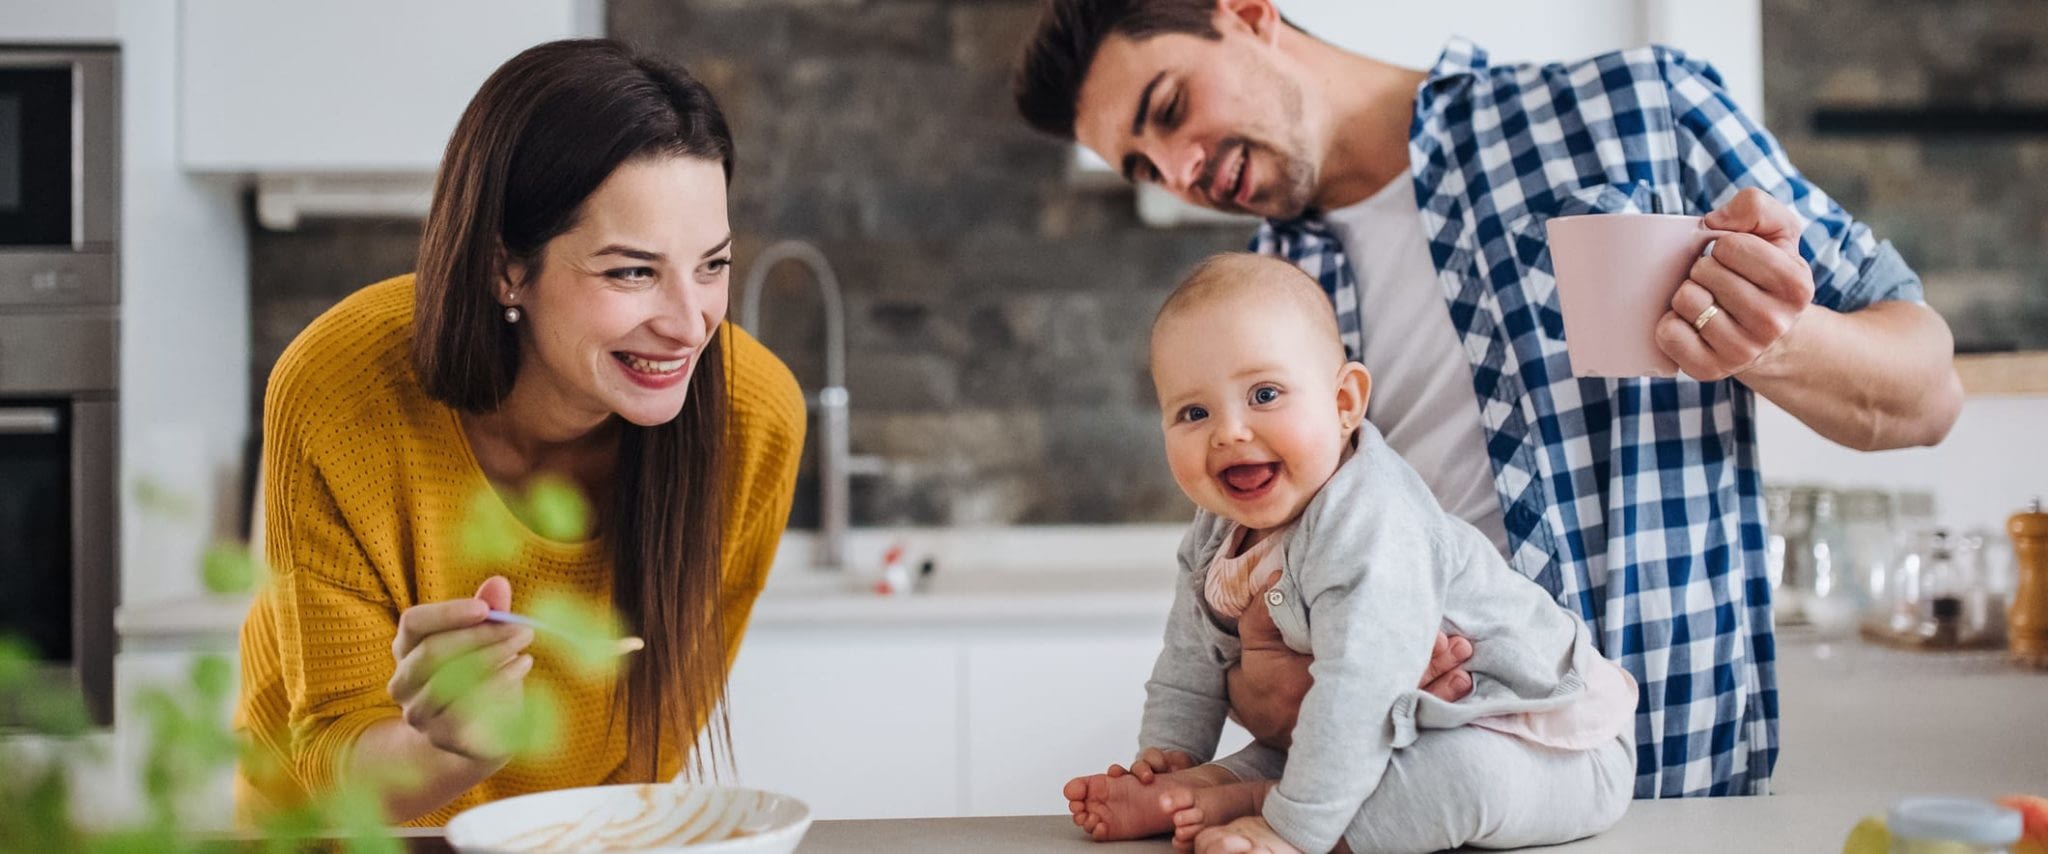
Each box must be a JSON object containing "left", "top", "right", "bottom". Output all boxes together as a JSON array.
[{"left": 1761, "top": 0, "right": 2048, "bottom": 352}]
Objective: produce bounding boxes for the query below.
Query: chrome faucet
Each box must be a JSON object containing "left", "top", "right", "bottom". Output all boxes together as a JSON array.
[{"left": 738, "top": 240, "right": 853, "bottom": 571}]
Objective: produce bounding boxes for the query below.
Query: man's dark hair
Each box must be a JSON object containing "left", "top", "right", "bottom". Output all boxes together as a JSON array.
[{"left": 1013, "top": 0, "right": 1222, "bottom": 140}]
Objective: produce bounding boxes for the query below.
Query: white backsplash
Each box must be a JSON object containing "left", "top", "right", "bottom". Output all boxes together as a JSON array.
[{"left": 1756, "top": 394, "right": 2048, "bottom": 535}]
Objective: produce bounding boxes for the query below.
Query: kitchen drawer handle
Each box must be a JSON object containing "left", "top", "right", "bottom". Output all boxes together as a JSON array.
[{"left": 0, "top": 407, "right": 62, "bottom": 435}]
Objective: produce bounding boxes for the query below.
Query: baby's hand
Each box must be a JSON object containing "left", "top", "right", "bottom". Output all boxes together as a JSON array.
[{"left": 1112, "top": 747, "right": 1197, "bottom": 784}]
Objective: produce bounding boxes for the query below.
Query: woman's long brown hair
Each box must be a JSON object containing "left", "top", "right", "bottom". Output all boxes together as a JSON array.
[{"left": 411, "top": 38, "right": 737, "bottom": 781}]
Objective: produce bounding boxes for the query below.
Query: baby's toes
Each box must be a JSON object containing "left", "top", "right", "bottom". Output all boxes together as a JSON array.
[{"left": 1062, "top": 776, "right": 1090, "bottom": 802}]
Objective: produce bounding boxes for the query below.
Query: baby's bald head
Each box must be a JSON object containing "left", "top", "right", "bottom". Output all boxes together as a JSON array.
[{"left": 1150, "top": 253, "right": 1346, "bottom": 374}]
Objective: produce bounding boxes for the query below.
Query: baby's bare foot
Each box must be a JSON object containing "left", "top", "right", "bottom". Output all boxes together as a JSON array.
[
  {"left": 1192, "top": 815, "right": 1305, "bottom": 854},
  {"left": 1063, "top": 768, "right": 1208, "bottom": 842},
  {"left": 1164, "top": 780, "right": 1272, "bottom": 851}
]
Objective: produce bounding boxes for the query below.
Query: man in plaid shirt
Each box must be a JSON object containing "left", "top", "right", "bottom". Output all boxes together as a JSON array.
[{"left": 1015, "top": 0, "right": 1962, "bottom": 813}]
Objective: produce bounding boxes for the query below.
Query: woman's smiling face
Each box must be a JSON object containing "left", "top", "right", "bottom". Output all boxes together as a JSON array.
[{"left": 500, "top": 155, "right": 733, "bottom": 428}]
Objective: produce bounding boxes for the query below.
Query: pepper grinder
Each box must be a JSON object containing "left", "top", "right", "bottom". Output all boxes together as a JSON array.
[{"left": 2009, "top": 498, "right": 2048, "bottom": 669}]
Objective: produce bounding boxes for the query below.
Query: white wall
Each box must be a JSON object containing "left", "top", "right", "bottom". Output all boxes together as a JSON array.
[
  {"left": 115, "top": 0, "right": 252, "bottom": 606},
  {"left": 1756, "top": 396, "right": 2048, "bottom": 535},
  {"left": 1279, "top": 0, "right": 1763, "bottom": 117},
  {"left": 0, "top": 0, "right": 117, "bottom": 42}
]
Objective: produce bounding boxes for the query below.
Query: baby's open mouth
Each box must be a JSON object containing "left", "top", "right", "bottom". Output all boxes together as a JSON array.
[{"left": 1219, "top": 462, "right": 1279, "bottom": 497}]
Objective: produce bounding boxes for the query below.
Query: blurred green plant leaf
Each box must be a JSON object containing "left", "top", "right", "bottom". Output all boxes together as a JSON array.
[
  {"left": 0, "top": 762, "right": 82, "bottom": 853},
  {"left": 190, "top": 655, "right": 234, "bottom": 705},
  {"left": 0, "top": 634, "right": 34, "bottom": 688},
  {"left": 18, "top": 687, "right": 91, "bottom": 736},
  {"left": 488, "top": 679, "right": 562, "bottom": 762},
  {"left": 83, "top": 827, "right": 188, "bottom": 854},
  {"left": 200, "top": 543, "right": 263, "bottom": 595},
  {"left": 461, "top": 490, "right": 522, "bottom": 566},
  {"left": 3, "top": 481, "right": 420, "bottom": 853},
  {"left": 326, "top": 781, "right": 402, "bottom": 854},
  {"left": 255, "top": 804, "right": 324, "bottom": 854},
  {"left": 131, "top": 476, "right": 198, "bottom": 519},
  {"left": 423, "top": 646, "right": 493, "bottom": 710},
  {"left": 528, "top": 594, "right": 628, "bottom": 677},
  {"left": 524, "top": 476, "right": 592, "bottom": 542}
]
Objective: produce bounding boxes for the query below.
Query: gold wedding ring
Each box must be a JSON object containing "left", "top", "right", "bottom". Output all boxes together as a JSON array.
[{"left": 1692, "top": 302, "right": 1721, "bottom": 332}]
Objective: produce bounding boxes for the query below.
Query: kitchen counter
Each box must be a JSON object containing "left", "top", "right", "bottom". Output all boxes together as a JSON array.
[
  {"left": 113, "top": 570, "right": 1178, "bottom": 642},
  {"left": 362, "top": 790, "right": 2016, "bottom": 852},
  {"left": 114, "top": 526, "right": 1192, "bottom": 642},
  {"left": 1770, "top": 630, "right": 2043, "bottom": 797},
  {"left": 791, "top": 795, "right": 1890, "bottom": 852}
]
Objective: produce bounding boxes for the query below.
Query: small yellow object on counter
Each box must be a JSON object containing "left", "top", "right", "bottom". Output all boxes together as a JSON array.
[{"left": 1843, "top": 814, "right": 1890, "bottom": 854}]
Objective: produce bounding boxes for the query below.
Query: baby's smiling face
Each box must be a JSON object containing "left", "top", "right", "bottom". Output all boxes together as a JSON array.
[{"left": 1150, "top": 255, "right": 1370, "bottom": 533}]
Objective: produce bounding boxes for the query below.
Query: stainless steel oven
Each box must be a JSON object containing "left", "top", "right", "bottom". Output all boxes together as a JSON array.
[{"left": 0, "top": 45, "right": 118, "bottom": 727}]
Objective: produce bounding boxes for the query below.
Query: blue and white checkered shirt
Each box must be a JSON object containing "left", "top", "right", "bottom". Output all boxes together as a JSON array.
[{"left": 1255, "top": 38, "right": 1923, "bottom": 798}]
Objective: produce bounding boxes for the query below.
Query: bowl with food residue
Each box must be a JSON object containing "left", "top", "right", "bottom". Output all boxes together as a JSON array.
[{"left": 445, "top": 784, "right": 812, "bottom": 853}]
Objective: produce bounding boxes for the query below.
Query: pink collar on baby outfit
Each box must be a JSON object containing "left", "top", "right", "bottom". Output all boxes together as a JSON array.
[{"left": 1203, "top": 523, "right": 1291, "bottom": 620}]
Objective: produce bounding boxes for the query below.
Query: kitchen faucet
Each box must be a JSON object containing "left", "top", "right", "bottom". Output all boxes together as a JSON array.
[{"left": 738, "top": 240, "right": 855, "bottom": 571}]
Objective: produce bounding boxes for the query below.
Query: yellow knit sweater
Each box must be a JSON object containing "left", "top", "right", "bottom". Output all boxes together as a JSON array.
[{"left": 233, "top": 275, "right": 804, "bottom": 826}]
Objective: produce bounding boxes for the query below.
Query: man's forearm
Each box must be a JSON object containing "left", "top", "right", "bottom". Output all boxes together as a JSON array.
[
  {"left": 347, "top": 718, "right": 506, "bottom": 823},
  {"left": 1739, "top": 300, "right": 1962, "bottom": 451}
]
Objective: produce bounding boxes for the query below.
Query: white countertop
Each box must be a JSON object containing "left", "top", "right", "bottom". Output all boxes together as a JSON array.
[
  {"left": 789, "top": 793, "right": 1916, "bottom": 853},
  {"left": 114, "top": 570, "right": 1179, "bottom": 640},
  {"left": 117, "top": 526, "right": 1191, "bottom": 641},
  {"left": 1768, "top": 630, "right": 2045, "bottom": 797}
]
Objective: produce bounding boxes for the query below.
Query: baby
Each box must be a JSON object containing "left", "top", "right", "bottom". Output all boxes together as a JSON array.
[{"left": 1064, "top": 254, "right": 1638, "bottom": 854}]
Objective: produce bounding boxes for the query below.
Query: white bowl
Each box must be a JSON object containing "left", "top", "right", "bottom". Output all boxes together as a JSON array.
[{"left": 445, "top": 784, "right": 812, "bottom": 854}]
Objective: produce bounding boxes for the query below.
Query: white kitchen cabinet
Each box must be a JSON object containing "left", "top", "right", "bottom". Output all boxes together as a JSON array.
[
  {"left": 964, "top": 635, "right": 1258, "bottom": 816},
  {"left": 723, "top": 631, "right": 964, "bottom": 820},
  {"left": 177, "top": 0, "right": 601, "bottom": 173},
  {"left": 724, "top": 620, "right": 1258, "bottom": 821},
  {"left": 965, "top": 634, "right": 1155, "bottom": 816}
]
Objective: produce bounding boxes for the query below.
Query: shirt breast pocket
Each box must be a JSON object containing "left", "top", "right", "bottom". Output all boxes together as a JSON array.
[{"left": 1500, "top": 181, "right": 1659, "bottom": 350}]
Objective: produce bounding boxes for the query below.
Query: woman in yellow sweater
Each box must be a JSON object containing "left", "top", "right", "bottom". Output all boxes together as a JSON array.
[{"left": 234, "top": 40, "right": 804, "bottom": 825}]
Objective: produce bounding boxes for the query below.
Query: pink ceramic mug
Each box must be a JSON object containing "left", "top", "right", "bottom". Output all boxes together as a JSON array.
[{"left": 1546, "top": 213, "right": 1729, "bottom": 378}]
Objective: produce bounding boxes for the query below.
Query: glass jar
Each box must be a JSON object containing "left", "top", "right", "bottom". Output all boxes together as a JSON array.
[
  {"left": 1842, "top": 488, "right": 1896, "bottom": 607},
  {"left": 1887, "top": 796, "right": 2022, "bottom": 854},
  {"left": 1769, "top": 485, "right": 1819, "bottom": 625},
  {"left": 1805, "top": 489, "right": 1860, "bottom": 637},
  {"left": 1956, "top": 529, "right": 2006, "bottom": 647},
  {"left": 1866, "top": 529, "right": 2004, "bottom": 649},
  {"left": 1765, "top": 485, "right": 1793, "bottom": 596},
  {"left": 1920, "top": 530, "right": 1969, "bottom": 648}
]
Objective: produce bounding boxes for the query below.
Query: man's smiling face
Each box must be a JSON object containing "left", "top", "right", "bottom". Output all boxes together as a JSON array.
[{"left": 1071, "top": 11, "right": 1321, "bottom": 219}]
